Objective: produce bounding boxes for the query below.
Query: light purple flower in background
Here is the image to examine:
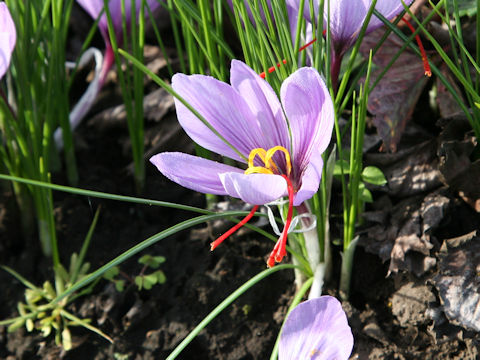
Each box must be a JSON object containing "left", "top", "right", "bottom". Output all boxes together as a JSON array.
[
  {"left": 77, "top": 0, "right": 161, "bottom": 46},
  {"left": 0, "top": 2, "right": 16, "bottom": 80},
  {"left": 76, "top": 0, "right": 162, "bottom": 80},
  {"left": 279, "top": 296, "right": 354, "bottom": 360},
  {"left": 54, "top": 0, "right": 162, "bottom": 148},
  {"left": 150, "top": 60, "right": 333, "bottom": 267},
  {"left": 286, "top": 0, "right": 413, "bottom": 86}
]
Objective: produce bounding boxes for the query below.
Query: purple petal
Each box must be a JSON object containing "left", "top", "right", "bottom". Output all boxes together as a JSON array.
[
  {"left": 369, "top": 0, "right": 414, "bottom": 31},
  {"left": 325, "top": 0, "right": 414, "bottom": 55},
  {"left": 279, "top": 296, "right": 354, "bottom": 360},
  {"left": 285, "top": 0, "right": 319, "bottom": 24},
  {"left": 172, "top": 71, "right": 265, "bottom": 162},
  {"left": 328, "top": 0, "right": 367, "bottom": 54},
  {"left": 294, "top": 151, "right": 323, "bottom": 206},
  {"left": 77, "top": 0, "right": 162, "bottom": 44},
  {"left": 280, "top": 67, "right": 333, "bottom": 177},
  {"left": 0, "top": 3, "right": 16, "bottom": 80},
  {"left": 230, "top": 60, "right": 290, "bottom": 153},
  {"left": 150, "top": 152, "right": 243, "bottom": 195},
  {"left": 219, "top": 172, "right": 287, "bottom": 205}
]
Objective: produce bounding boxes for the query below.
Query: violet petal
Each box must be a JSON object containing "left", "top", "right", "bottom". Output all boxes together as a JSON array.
[
  {"left": 150, "top": 152, "right": 243, "bottom": 195},
  {"left": 279, "top": 296, "right": 353, "bottom": 360},
  {"left": 230, "top": 60, "right": 290, "bottom": 152},
  {"left": 294, "top": 151, "right": 323, "bottom": 206},
  {"left": 172, "top": 72, "right": 264, "bottom": 162},
  {"left": 280, "top": 67, "right": 333, "bottom": 176},
  {"left": 0, "top": 3, "right": 16, "bottom": 80},
  {"left": 219, "top": 172, "right": 287, "bottom": 205}
]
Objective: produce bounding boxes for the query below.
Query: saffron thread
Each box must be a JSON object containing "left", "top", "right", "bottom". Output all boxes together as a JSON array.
[
  {"left": 259, "top": 38, "right": 318, "bottom": 78},
  {"left": 267, "top": 175, "right": 294, "bottom": 268},
  {"left": 402, "top": 17, "right": 432, "bottom": 77},
  {"left": 210, "top": 205, "right": 259, "bottom": 251}
]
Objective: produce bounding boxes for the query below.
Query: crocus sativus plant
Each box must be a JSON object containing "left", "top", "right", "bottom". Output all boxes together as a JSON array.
[{"left": 151, "top": 60, "right": 334, "bottom": 267}]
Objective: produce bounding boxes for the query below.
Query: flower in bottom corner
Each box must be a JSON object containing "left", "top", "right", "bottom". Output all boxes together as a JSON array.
[
  {"left": 150, "top": 59, "right": 333, "bottom": 267},
  {"left": 279, "top": 296, "right": 354, "bottom": 360}
]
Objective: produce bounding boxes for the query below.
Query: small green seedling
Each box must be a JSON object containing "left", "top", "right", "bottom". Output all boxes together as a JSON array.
[{"left": 104, "top": 254, "right": 167, "bottom": 291}]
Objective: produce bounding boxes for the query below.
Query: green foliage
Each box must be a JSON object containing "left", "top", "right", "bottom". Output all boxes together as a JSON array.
[
  {"left": 447, "top": 0, "right": 477, "bottom": 17},
  {"left": 104, "top": 254, "right": 167, "bottom": 292},
  {"left": 361, "top": 166, "right": 387, "bottom": 186}
]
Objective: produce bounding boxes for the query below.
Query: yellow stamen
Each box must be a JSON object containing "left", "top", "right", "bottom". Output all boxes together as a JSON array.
[
  {"left": 244, "top": 146, "right": 292, "bottom": 176},
  {"left": 244, "top": 166, "right": 274, "bottom": 175},
  {"left": 265, "top": 146, "right": 292, "bottom": 176}
]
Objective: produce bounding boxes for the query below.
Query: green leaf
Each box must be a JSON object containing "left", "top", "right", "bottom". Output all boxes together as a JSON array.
[
  {"left": 135, "top": 276, "right": 144, "bottom": 290},
  {"left": 62, "top": 328, "right": 72, "bottom": 351},
  {"left": 359, "top": 183, "right": 373, "bottom": 203},
  {"left": 138, "top": 254, "right": 166, "bottom": 269},
  {"left": 114, "top": 280, "right": 125, "bottom": 292},
  {"left": 8, "top": 318, "right": 25, "bottom": 332},
  {"left": 333, "top": 160, "right": 350, "bottom": 176},
  {"left": 143, "top": 273, "right": 159, "bottom": 290},
  {"left": 26, "top": 318, "right": 34, "bottom": 332},
  {"left": 447, "top": 0, "right": 477, "bottom": 16},
  {"left": 103, "top": 266, "right": 119, "bottom": 281},
  {"left": 361, "top": 166, "right": 387, "bottom": 185},
  {"left": 155, "top": 270, "right": 166, "bottom": 284}
]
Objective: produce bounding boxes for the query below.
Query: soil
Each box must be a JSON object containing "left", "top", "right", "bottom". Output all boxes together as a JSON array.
[{"left": 1, "top": 4, "right": 480, "bottom": 360}]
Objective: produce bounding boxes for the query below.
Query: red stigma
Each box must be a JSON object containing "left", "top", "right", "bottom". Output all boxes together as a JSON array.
[
  {"left": 267, "top": 175, "right": 294, "bottom": 268},
  {"left": 259, "top": 38, "right": 318, "bottom": 78},
  {"left": 402, "top": 17, "right": 432, "bottom": 77},
  {"left": 210, "top": 205, "right": 259, "bottom": 251}
]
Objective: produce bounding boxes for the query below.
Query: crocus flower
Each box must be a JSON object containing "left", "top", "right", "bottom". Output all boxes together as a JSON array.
[
  {"left": 279, "top": 296, "right": 354, "bottom": 360},
  {"left": 286, "top": 0, "right": 413, "bottom": 86},
  {"left": 77, "top": 0, "right": 162, "bottom": 82},
  {"left": 0, "top": 2, "right": 16, "bottom": 80},
  {"left": 151, "top": 60, "right": 333, "bottom": 267}
]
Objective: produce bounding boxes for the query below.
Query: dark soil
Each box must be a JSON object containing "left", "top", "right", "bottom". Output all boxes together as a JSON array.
[{"left": 1, "top": 6, "right": 480, "bottom": 360}]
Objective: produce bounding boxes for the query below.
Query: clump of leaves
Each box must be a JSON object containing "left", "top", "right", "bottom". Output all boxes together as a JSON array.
[
  {"left": 0, "top": 207, "right": 110, "bottom": 351},
  {"left": 104, "top": 254, "right": 166, "bottom": 292},
  {"left": 1, "top": 253, "right": 111, "bottom": 351}
]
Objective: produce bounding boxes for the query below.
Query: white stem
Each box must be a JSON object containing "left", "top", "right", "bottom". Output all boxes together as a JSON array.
[
  {"left": 55, "top": 47, "right": 104, "bottom": 150},
  {"left": 308, "top": 263, "right": 326, "bottom": 299},
  {"left": 304, "top": 224, "right": 320, "bottom": 272}
]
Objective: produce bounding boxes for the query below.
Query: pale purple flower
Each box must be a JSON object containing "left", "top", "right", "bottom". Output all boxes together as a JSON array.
[
  {"left": 54, "top": 0, "right": 162, "bottom": 148},
  {"left": 77, "top": 0, "right": 161, "bottom": 45},
  {"left": 76, "top": 0, "right": 162, "bottom": 80},
  {"left": 279, "top": 296, "right": 354, "bottom": 360},
  {"left": 0, "top": 2, "right": 16, "bottom": 80},
  {"left": 150, "top": 60, "right": 333, "bottom": 266},
  {"left": 286, "top": 0, "right": 413, "bottom": 86}
]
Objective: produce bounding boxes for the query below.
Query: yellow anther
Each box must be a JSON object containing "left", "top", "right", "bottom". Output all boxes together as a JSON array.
[
  {"left": 248, "top": 148, "right": 267, "bottom": 169},
  {"left": 265, "top": 146, "right": 292, "bottom": 176},
  {"left": 244, "top": 166, "right": 274, "bottom": 175},
  {"left": 245, "top": 146, "right": 292, "bottom": 176}
]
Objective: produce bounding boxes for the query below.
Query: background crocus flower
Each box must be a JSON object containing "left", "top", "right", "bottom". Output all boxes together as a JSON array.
[
  {"left": 0, "top": 2, "right": 16, "bottom": 80},
  {"left": 151, "top": 60, "right": 333, "bottom": 267},
  {"left": 76, "top": 0, "right": 162, "bottom": 81},
  {"left": 279, "top": 296, "right": 354, "bottom": 360},
  {"left": 286, "top": 0, "right": 413, "bottom": 86},
  {"left": 55, "top": 0, "right": 162, "bottom": 148}
]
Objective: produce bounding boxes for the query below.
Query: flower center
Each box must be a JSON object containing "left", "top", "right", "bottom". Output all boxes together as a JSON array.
[
  {"left": 210, "top": 145, "right": 295, "bottom": 267},
  {"left": 244, "top": 146, "right": 292, "bottom": 176}
]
